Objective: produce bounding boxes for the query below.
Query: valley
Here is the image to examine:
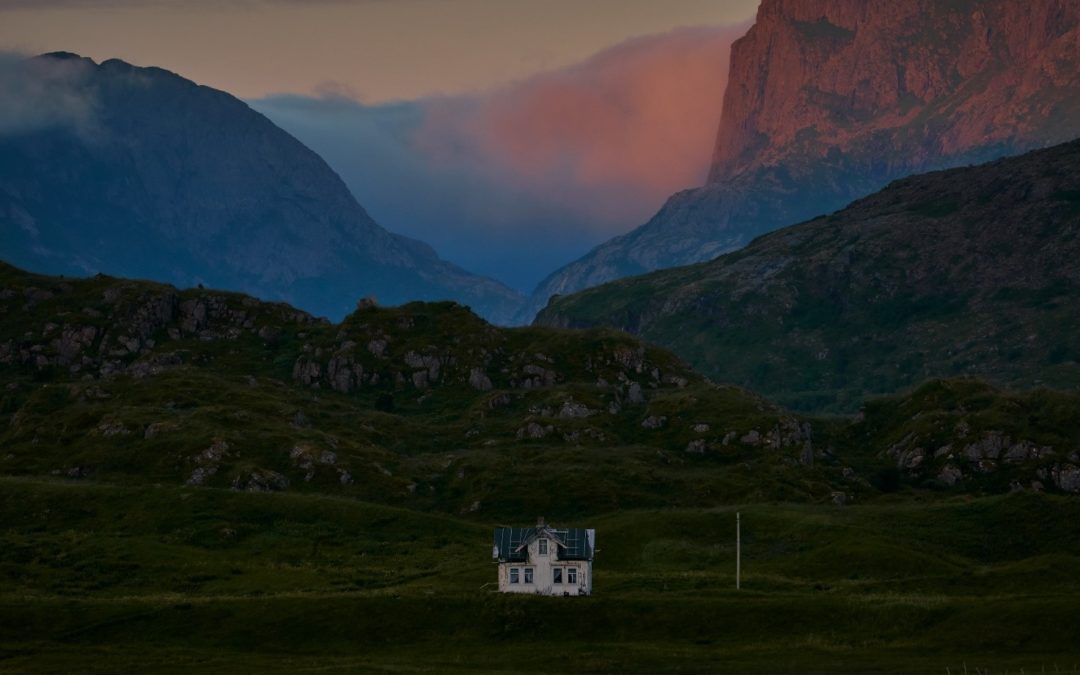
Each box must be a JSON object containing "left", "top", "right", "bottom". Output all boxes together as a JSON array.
[{"left": 2, "top": 0, "right": 1080, "bottom": 671}]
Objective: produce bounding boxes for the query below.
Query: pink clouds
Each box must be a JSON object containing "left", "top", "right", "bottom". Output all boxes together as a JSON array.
[
  {"left": 254, "top": 24, "right": 747, "bottom": 291},
  {"left": 413, "top": 24, "right": 746, "bottom": 231}
]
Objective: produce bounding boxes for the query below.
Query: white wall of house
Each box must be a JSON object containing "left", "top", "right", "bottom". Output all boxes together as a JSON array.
[{"left": 496, "top": 536, "right": 591, "bottom": 596}]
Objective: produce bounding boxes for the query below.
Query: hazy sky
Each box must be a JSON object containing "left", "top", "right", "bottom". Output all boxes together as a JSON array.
[
  {"left": 0, "top": 0, "right": 759, "bottom": 101},
  {"left": 252, "top": 24, "right": 747, "bottom": 289}
]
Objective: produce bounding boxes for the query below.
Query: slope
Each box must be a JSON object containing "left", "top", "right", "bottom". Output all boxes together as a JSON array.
[
  {"left": 0, "top": 52, "right": 524, "bottom": 323},
  {"left": 536, "top": 139, "right": 1080, "bottom": 411}
]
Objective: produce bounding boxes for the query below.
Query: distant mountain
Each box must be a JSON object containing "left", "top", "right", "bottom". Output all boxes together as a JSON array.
[
  {"left": 523, "top": 0, "right": 1080, "bottom": 321},
  {"left": 0, "top": 53, "right": 524, "bottom": 323},
  {"left": 536, "top": 139, "right": 1080, "bottom": 412}
]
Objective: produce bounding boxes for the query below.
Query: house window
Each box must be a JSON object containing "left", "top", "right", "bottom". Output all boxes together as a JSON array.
[
  {"left": 538, "top": 538, "right": 548, "bottom": 555},
  {"left": 553, "top": 567, "right": 563, "bottom": 584},
  {"left": 567, "top": 568, "right": 577, "bottom": 584},
  {"left": 509, "top": 568, "right": 520, "bottom": 584},
  {"left": 523, "top": 568, "right": 534, "bottom": 584}
]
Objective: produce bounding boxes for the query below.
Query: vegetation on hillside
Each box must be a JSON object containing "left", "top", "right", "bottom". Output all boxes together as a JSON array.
[
  {"left": 2, "top": 262, "right": 1080, "bottom": 671},
  {"left": 536, "top": 140, "right": 1080, "bottom": 413}
]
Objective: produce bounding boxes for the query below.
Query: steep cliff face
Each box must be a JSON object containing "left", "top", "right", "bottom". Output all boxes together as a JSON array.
[
  {"left": 524, "top": 0, "right": 1080, "bottom": 322},
  {"left": 711, "top": 0, "right": 1080, "bottom": 180},
  {"left": 0, "top": 53, "right": 524, "bottom": 323}
]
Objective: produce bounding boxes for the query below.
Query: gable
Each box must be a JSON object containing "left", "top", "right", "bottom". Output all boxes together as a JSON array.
[{"left": 493, "top": 526, "right": 595, "bottom": 562}]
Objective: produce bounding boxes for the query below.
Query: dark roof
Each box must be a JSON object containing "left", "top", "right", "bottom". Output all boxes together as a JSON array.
[{"left": 493, "top": 526, "right": 595, "bottom": 562}]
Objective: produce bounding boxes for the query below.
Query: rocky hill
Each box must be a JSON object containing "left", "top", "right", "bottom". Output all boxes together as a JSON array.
[
  {"left": 523, "top": 0, "right": 1080, "bottom": 321},
  {"left": 0, "top": 53, "right": 524, "bottom": 323},
  {"left": 536, "top": 139, "right": 1080, "bottom": 412},
  {"left": 0, "top": 260, "right": 835, "bottom": 515},
  {"left": 3, "top": 260, "right": 1079, "bottom": 512}
]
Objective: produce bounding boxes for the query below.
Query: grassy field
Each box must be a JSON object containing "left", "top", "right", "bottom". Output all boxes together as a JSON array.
[
  {"left": 2, "top": 477, "right": 1079, "bottom": 673},
  {"left": 3, "top": 264, "right": 1080, "bottom": 671}
]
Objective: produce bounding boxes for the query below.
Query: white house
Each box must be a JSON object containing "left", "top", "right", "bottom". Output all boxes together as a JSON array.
[{"left": 492, "top": 518, "right": 595, "bottom": 596}]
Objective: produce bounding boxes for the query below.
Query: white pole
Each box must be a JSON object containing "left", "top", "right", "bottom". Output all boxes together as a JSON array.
[{"left": 736, "top": 511, "right": 741, "bottom": 590}]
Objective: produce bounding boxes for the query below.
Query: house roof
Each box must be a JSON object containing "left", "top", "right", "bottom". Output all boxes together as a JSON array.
[{"left": 493, "top": 526, "right": 595, "bottom": 562}]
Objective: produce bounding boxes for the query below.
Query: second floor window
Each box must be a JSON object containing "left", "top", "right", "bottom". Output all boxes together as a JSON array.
[{"left": 538, "top": 538, "right": 548, "bottom": 555}]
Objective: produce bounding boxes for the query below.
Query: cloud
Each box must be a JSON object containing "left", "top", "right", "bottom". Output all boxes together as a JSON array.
[
  {"left": 0, "top": 52, "right": 101, "bottom": 137},
  {"left": 415, "top": 25, "right": 741, "bottom": 227},
  {"left": 254, "top": 24, "right": 744, "bottom": 291}
]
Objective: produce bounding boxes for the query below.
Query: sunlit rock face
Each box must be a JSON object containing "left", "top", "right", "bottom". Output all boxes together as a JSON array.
[{"left": 524, "top": 0, "right": 1080, "bottom": 322}]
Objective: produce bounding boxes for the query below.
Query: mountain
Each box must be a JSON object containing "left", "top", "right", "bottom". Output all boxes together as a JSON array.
[
  {"left": 0, "top": 53, "right": 524, "bottom": 323},
  {"left": 535, "top": 138, "right": 1080, "bottom": 412},
  {"left": 523, "top": 0, "right": 1080, "bottom": 321}
]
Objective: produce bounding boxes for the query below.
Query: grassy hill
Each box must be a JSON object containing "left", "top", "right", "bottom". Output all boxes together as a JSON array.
[
  {"left": 3, "top": 262, "right": 1080, "bottom": 671},
  {"left": 2, "top": 478, "right": 1080, "bottom": 672},
  {"left": 0, "top": 261, "right": 853, "bottom": 516},
  {"left": 535, "top": 139, "right": 1080, "bottom": 413}
]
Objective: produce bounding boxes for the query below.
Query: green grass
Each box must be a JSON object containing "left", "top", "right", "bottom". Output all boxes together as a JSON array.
[
  {"left": 1, "top": 479, "right": 1080, "bottom": 672},
  {"left": 3, "top": 263, "right": 1080, "bottom": 671}
]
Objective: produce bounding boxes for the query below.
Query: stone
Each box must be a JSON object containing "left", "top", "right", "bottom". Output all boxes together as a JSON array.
[
  {"left": 143, "top": 421, "right": 178, "bottom": 439},
  {"left": 292, "top": 358, "right": 321, "bottom": 386},
  {"left": 516, "top": 422, "right": 552, "bottom": 440},
  {"left": 468, "top": 368, "right": 493, "bottom": 392},
  {"left": 231, "top": 469, "right": 289, "bottom": 492},
  {"left": 97, "top": 419, "right": 130, "bottom": 437},
  {"left": 367, "top": 339, "right": 388, "bottom": 358},
  {"left": 521, "top": 364, "right": 557, "bottom": 388},
  {"left": 1051, "top": 464, "right": 1080, "bottom": 493},
  {"left": 641, "top": 415, "right": 667, "bottom": 430},
  {"left": 558, "top": 399, "right": 594, "bottom": 419},
  {"left": 937, "top": 464, "right": 963, "bottom": 486}
]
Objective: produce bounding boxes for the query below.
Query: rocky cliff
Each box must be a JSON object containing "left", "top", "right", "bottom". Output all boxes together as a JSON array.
[
  {"left": 524, "top": 0, "right": 1080, "bottom": 321},
  {"left": 536, "top": 138, "right": 1080, "bottom": 411},
  {"left": 0, "top": 53, "right": 524, "bottom": 323}
]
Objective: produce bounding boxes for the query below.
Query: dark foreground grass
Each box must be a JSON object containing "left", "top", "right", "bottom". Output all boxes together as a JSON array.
[{"left": 2, "top": 478, "right": 1080, "bottom": 672}]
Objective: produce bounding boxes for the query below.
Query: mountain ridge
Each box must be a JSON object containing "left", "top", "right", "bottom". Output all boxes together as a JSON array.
[
  {"left": 535, "top": 137, "right": 1080, "bottom": 411},
  {"left": 0, "top": 52, "right": 525, "bottom": 324}
]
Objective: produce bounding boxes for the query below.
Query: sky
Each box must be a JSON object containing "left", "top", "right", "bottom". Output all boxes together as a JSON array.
[{"left": 0, "top": 0, "right": 760, "bottom": 291}]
